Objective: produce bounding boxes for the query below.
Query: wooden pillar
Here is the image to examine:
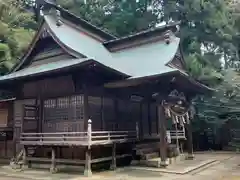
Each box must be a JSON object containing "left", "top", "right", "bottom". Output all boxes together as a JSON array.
[
  {"left": 136, "top": 122, "right": 139, "bottom": 140},
  {"left": 39, "top": 99, "right": 44, "bottom": 133},
  {"left": 110, "top": 143, "right": 116, "bottom": 170},
  {"left": 156, "top": 104, "right": 159, "bottom": 134},
  {"left": 84, "top": 119, "right": 92, "bottom": 176},
  {"left": 100, "top": 96, "right": 105, "bottom": 130},
  {"left": 147, "top": 103, "right": 151, "bottom": 135},
  {"left": 186, "top": 123, "right": 194, "bottom": 159},
  {"left": 139, "top": 102, "right": 143, "bottom": 139},
  {"left": 50, "top": 147, "right": 57, "bottom": 173},
  {"left": 83, "top": 86, "right": 89, "bottom": 131},
  {"left": 4, "top": 136, "right": 7, "bottom": 157},
  {"left": 114, "top": 97, "right": 118, "bottom": 130},
  {"left": 158, "top": 104, "right": 168, "bottom": 167}
]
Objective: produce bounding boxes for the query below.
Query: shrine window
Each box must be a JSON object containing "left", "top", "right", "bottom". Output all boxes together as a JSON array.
[{"left": 43, "top": 95, "right": 84, "bottom": 122}]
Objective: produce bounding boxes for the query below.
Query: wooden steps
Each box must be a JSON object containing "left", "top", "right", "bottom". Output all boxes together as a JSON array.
[
  {"left": 134, "top": 142, "right": 160, "bottom": 160},
  {"left": 145, "top": 152, "right": 159, "bottom": 160}
]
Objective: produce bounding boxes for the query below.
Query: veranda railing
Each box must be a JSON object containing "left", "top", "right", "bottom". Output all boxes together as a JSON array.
[{"left": 20, "top": 119, "right": 138, "bottom": 146}]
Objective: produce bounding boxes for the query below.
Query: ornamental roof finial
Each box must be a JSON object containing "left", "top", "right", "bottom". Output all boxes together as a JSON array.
[{"left": 56, "top": 6, "right": 62, "bottom": 26}]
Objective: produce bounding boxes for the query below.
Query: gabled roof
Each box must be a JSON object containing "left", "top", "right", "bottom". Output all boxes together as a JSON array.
[
  {"left": 9, "top": 9, "right": 181, "bottom": 78},
  {"left": 0, "top": 2, "right": 209, "bottom": 92},
  {"left": 44, "top": 14, "right": 181, "bottom": 78}
]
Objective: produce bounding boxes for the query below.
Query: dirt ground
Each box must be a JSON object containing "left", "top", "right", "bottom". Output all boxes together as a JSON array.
[{"left": 0, "top": 152, "right": 239, "bottom": 180}]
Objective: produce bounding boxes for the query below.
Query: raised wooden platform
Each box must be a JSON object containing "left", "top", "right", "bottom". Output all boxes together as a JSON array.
[{"left": 20, "top": 131, "right": 137, "bottom": 146}]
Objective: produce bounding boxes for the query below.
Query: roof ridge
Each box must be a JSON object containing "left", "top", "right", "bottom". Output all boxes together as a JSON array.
[
  {"left": 43, "top": 0, "right": 116, "bottom": 40},
  {"left": 103, "top": 21, "right": 180, "bottom": 46}
]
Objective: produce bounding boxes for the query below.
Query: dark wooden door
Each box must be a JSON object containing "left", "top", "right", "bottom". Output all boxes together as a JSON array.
[{"left": 22, "top": 105, "right": 39, "bottom": 133}]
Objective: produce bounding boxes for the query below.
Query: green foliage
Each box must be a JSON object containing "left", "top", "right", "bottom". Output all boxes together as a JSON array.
[
  {"left": 163, "top": 0, "right": 236, "bottom": 84},
  {"left": 57, "top": 0, "right": 163, "bottom": 36},
  {"left": 193, "top": 69, "right": 240, "bottom": 149},
  {"left": 0, "top": 0, "right": 36, "bottom": 74}
]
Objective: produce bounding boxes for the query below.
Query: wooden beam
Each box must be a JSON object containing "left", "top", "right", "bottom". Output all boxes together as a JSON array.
[
  {"left": 185, "top": 123, "right": 194, "bottom": 159},
  {"left": 147, "top": 103, "right": 151, "bottom": 135},
  {"left": 155, "top": 104, "right": 159, "bottom": 134},
  {"left": 50, "top": 147, "right": 57, "bottom": 173},
  {"left": 84, "top": 148, "right": 92, "bottom": 176},
  {"left": 110, "top": 143, "right": 116, "bottom": 170},
  {"left": 100, "top": 96, "right": 105, "bottom": 130},
  {"left": 4, "top": 138, "right": 7, "bottom": 157},
  {"left": 22, "top": 146, "right": 28, "bottom": 170},
  {"left": 139, "top": 102, "right": 143, "bottom": 139},
  {"left": 84, "top": 119, "right": 92, "bottom": 176},
  {"left": 158, "top": 104, "right": 168, "bottom": 167},
  {"left": 114, "top": 97, "right": 118, "bottom": 130},
  {"left": 83, "top": 85, "right": 89, "bottom": 131}
]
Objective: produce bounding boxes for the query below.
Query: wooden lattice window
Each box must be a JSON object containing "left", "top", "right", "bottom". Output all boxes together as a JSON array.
[
  {"left": 44, "top": 95, "right": 84, "bottom": 122},
  {"left": 57, "top": 97, "right": 69, "bottom": 108},
  {"left": 44, "top": 99, "right": 56, "bottom": 108},
  {"left": 24, "top": 105, "right": 37, "bottom": 120}
]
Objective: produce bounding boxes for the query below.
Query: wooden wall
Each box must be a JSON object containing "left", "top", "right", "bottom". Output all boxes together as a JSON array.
[
  {"left": 19, "top": 71, "right": 160, "bottom": 138},
  {"left": 23, "top": 75, "right": 75, "bottom": 98},
  {"left": 87, "top": 94, "right": 159, "bottom": 136},
  {"left": 14, "top": 99, "right": 36, "bottom": 154},
  {"left": 0, "top": 109, "right": 9, "bottom": 127},
  {"left": 0, "top": 140, "right": 14, "bottom": 158},
  {"left": 88, "top": 96, "right": 102, "bottom": 130},
  {"left": 103, "top": 97, "right": 115, "bottom": 130}
]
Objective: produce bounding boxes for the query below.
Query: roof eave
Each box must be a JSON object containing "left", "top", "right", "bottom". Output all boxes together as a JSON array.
[
  {"left": 0, "top": 59, "right": 129, "bottom": 84},
  {"left": 104, "top": 70, "right": 214, "bottom": 95},
  {"left": 178, "top": 72, "right": 215, "bottom": 93},
  {"left": 104, "top": 70, "right": 179, "bottom": 88}
]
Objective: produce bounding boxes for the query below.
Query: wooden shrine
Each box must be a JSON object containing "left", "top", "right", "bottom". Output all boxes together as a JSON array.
[{"left": 0, "top": 0, "right": 213, "bottom": 176}]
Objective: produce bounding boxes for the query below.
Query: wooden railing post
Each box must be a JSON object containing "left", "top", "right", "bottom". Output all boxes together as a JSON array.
[
  {"left": 50, "top": 147, "right": 57, "bottom": 173},
  {"left": 175, "top": 124, "right": 179, "bottom": 154},
  {"left": 22, "top": 146, "right": 28, "bottom": 170},
  {"left": 87, "top": 119, "right": 92, "bottom": 148},
  {"left": 108, "top": 132, "right": 111, "bottom": 141},
  {"left": 62, "top": 134, "right": 65, "bottom": 142},
  {"left": 84, "top": 119, "right": 92, "bottom": 176},
  {"left": 110, "top": 143, "right": 116, "bottom": 170},
  {"left": 40, "top": 134, "right": 43, "bottom": 143}
]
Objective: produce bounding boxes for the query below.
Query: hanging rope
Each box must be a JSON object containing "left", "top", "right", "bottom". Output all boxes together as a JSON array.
[
  {"left": 168, "top": 106, "right": 190, "bottom": 117},
  {"left": 162, "top": 99, "right": 191, "bottom": 117}
]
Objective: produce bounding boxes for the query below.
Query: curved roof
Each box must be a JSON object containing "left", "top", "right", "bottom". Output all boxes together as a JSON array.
[
  {"left": 45, "top": 14, "right": 180, "bottom": 78},
  {"left": 0, "top": 14, "right": 181, "bottom": 81}
]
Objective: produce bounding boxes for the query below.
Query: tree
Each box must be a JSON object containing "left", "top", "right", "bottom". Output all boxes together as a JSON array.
[
  {"left": 57, "top": 0, "right": 163, "bottom": 36},
  {"left": 162, "top": 0, "right": 237, "bottom": 85},
  {"left": 192, "top": 69, "right": 240, "bottom": 150},
  {"left": 0, "top": 0, "right": 36, "bottom": 74}
]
